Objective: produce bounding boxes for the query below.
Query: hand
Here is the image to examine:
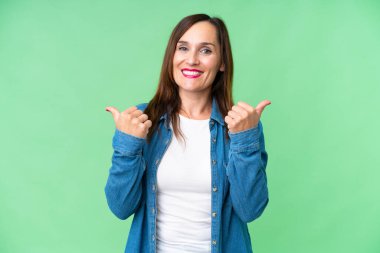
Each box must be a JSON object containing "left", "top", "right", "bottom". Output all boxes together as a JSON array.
[
  {"left": 105, "top": 106, "right": 152, "bottom": 139},
  {"left": 225, "top": 100, "right": 271, "bottom": 133}
]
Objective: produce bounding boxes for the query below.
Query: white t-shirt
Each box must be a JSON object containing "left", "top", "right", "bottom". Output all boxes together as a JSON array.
[{"left": 156, "top": 114, "right": 212, "bottom": 253}]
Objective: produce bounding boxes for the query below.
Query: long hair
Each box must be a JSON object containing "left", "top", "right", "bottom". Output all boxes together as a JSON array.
[{"left": 144, "top": 13, "right": 234, "bottom": 142}]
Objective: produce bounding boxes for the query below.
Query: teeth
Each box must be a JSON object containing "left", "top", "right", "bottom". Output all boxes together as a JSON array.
[{"left": 182, "top": 70, "right": 202, "bottom": 76}]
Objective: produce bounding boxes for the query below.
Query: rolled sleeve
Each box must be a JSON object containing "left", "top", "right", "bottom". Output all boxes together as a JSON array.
[
  {"left": 112, "top": 129, "right": 145, "bottom": 155},
  {"left": 228, "top": 122, "right": 262, "bottom": 153}
]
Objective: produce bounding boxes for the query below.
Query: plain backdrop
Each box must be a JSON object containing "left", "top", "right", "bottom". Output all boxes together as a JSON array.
[{"left": 1, "top": 0, "right": 380, "bottom": 252}]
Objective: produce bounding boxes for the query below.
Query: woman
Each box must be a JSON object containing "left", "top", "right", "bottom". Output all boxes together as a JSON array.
[{"left": 105, "top": 13, "right": 271, "bottom": 253}]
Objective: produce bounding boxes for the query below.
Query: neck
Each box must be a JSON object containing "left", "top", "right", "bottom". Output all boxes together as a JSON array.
[{"left": 178, "top": 91, "right": 212, "bottom": 120}]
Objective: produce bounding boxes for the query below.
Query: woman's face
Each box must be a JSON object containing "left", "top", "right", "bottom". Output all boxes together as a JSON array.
[{"left": 172, "top": 21, "right": 224, "bottom": 97}]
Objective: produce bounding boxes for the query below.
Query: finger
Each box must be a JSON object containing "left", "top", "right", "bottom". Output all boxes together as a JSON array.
[
  {"left": 143, "top": 120, "right": 152, "bottom": 129},
  {"left": 224, "top": 116, "right": 236, "bottom": 129},
  {"left": 138, "top": 121, "right": 151, "bottom": 136},
  {"left": 255, "top": 100, "right": 271, "bottom": 117},
  {"left": 228, "top": 110, "right": 241, "bottom": 120},
  {"left": 105, "top": 106, "right": 120, "bottom": 120},
  {"left": 237, "top": 101, "right": 254, "bottom": 113},
  {"left": 122, "top": 106, "right": 138, "bottom": 114},
  {"left": 232, "top": 104, "right": 248, "bottom": 117},
  {"left": 137, "top": 113, "right": 148, "bottom": 122},
  {"left": 130, "top": 109, "right": 143, "bottom": 118}
]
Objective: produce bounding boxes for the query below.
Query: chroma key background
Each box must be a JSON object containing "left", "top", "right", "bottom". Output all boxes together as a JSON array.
[{"left": 1, "top": 0, "right": 379, "bottom": 252}]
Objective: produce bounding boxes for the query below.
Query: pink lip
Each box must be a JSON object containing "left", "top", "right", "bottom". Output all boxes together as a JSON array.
[
  {"left": 181, "top": 68, "right": 203, "bottom": 78},
  {"left": 182, "top": 68, "right": 203, "bottom": 72}
]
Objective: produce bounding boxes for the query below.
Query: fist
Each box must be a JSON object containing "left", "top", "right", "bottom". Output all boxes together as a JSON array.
[
  {"left": 225, "top": 100, "right": 271, "bottom": 133},
  {"left": 105, "top": 106, "right": 152, "bottom": 139}
]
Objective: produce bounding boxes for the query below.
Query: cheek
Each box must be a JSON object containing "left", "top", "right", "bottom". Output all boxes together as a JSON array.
[
  {"left": 203, "top": 57, "right": 221, "bottom": 72},
  {"left": 172, "top": 56, "right": 181, "bottom": 74},
  {"left": 173, "top": 52, "right": 185, "bottom": 65}
]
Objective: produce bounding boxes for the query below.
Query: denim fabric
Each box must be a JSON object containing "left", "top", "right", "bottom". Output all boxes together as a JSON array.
[{"left": 105, "top": 99, "right": 269, "bottom": 253}]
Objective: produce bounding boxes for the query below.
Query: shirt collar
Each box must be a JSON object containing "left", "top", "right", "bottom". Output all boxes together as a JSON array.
[{"left": 210, "top": 98, "right": 225, "bottom": 126}]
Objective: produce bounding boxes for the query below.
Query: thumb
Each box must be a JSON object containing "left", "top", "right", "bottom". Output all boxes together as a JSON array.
[
  {"left": 105, "top": 106, "right": 120, "bottom": 122},
  {"left": 255, "top": 100, "right": 271, "bottom": 117}
]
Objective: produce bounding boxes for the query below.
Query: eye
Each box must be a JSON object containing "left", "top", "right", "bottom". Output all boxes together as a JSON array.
[
  {"left": 200, "top": 48, "right": 212, "bottom": 54},
  {"left": 178, "top": 46, "right": 188, "bottom": 51}
]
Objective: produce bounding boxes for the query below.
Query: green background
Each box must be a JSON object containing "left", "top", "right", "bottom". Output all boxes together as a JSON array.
[{"left": 1, "top": 0, "right": 379, "bottom": 252}]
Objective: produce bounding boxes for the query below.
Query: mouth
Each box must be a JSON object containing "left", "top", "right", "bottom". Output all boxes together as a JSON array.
[{"left": 181, "top": 68, "right": 203, "bottom": 78}]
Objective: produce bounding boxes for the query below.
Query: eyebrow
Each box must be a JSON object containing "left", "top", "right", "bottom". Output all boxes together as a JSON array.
[{"left": 177, "top": 41, "right": 216, "bottom": 47}]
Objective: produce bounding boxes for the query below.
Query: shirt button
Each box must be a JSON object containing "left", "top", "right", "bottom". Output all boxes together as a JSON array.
[
  {"left": 152, "top": 235, "right": 155, "bottom": 241},
  {"left": 152, "top": 184, "right": 156, "bottom": 191},
  {"left": 212, "top": 212, "right": 217, "bottom": 218},
  {"left": 212, "top": 187, "right": 218, "bottom": 192},
  {"left": 212, "top": 137, "right": 216, "bottom": 143},
  {"left": 212, "top": 240, "right": 217, "bottom": 245},
  {"left": 152, "top": 208, "right": 155, "bottom": 214},
  {"left": 212, "top": 160, "right": 216, "bottom": 165}
]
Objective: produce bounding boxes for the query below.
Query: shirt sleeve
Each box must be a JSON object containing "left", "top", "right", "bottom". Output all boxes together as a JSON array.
[
  {"left": 226, "top": 121, "right": 269, "bottom": 223},
  {"left": 104, "top": 129, "right": 146, "bottom": 220}
]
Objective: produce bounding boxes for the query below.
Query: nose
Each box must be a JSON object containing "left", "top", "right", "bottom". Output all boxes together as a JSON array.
[{"left": 186, "top": 50, "right": 199, "bottom": 65}]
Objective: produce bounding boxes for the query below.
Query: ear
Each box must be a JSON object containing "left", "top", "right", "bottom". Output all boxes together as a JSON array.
[{"left": 219, "top": 63, "right": 225, "bottom": 72}]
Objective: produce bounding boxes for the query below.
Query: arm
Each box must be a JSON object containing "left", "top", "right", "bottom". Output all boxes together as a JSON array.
[
  {"left": 226, "top": 121, "right": 269, "bottom": 223},
  {"left": 104, "top": 104, "right": 151, "bottom": 220},
  {"left": 105, "top": 129, "right": 146, "bottom": 220}
]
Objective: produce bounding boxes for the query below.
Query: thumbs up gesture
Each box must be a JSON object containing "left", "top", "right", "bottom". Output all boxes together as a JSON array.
[
  {"left": 225, "top": 100, "right": 271, "bottom": 133},
  {"left": 105, "top": 106, "right": 152, "bottom": 139}
]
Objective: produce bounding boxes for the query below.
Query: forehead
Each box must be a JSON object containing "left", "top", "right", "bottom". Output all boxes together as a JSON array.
[{"left": 178, "top": 21, "right": 218, "bottom": 44}]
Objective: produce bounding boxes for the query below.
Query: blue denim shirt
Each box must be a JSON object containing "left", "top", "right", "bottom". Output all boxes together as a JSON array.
[{"left": 105, "top": 99, "right": 269, "bottom": 253}]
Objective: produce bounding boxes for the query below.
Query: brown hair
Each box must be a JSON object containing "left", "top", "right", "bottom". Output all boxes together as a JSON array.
[{"left": 144, "top": 13, "right": 234, "bottom": 141}]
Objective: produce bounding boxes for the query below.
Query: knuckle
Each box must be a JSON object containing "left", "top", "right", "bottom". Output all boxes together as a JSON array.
[{"left": 131, "top": 118, "right": 139, "bottom": 124}]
